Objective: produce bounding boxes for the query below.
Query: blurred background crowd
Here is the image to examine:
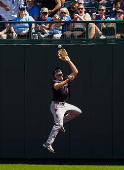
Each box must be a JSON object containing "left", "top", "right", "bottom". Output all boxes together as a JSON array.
[{"left": 0, "top": 0, "right": 123, "bottom": 39}]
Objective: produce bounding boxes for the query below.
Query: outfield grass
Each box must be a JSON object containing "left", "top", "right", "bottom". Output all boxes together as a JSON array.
[{"left": 0, "top": 165, "right": 124, "bottom": 170}]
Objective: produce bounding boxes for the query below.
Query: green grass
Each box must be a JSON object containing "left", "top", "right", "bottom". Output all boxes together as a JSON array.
[{"left": 0, "top": 165, "right": 124, "bottom": 170}]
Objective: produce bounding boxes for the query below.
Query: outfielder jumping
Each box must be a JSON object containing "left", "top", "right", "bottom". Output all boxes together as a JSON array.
[{"left": 43, "top": 47, "right": 82, "bottom": 153}]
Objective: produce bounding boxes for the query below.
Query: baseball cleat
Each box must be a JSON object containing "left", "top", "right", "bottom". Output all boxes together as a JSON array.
[
  {"left": 43, "top": 143, "right": 55, "bottom": 153},
  {"left": 60, "top": 126, "right": 65, "bottom": 132}
]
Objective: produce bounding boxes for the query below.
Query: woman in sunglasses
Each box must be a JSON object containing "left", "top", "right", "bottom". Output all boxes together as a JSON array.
[
  {"left": 10, "top": 5, "right": 35, "bottom": 39},
  {"left": 62, "top": 4, "right": 101, "bottom": 39}
]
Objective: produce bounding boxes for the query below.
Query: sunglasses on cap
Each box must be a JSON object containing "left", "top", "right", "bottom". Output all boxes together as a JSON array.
[
  {"left": 98, "top": 9, "right": 105, "bottom": 11},
  {"left": 78, "top": 8, "right": 83, "bottom": 10}
]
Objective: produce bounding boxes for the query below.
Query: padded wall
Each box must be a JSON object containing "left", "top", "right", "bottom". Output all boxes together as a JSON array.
[{"left": 0, "top": 44, "right": 123, "bottom": 159}]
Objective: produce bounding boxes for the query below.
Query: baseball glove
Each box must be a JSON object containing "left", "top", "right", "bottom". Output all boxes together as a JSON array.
[{"left": 58, "top": 45, "right": 68, "bottom": 61}]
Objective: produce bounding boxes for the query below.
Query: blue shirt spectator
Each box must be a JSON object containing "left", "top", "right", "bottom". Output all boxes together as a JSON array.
[
  {"left": 35, "top": 7, "right": 52, "bottom": 34},
  {"left": 10, "top": 6, "right": 34, "bottom": 38},
  {"left": 26, "top": 0, "right": 40, "bottom": 20},
  {"left": 12, "top": 15, "right": 34, "bottom": 34}
]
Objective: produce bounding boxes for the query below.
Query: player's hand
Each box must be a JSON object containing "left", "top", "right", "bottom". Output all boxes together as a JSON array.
[
  {"left": 65, "top": 56, "right": 70, "bottom": 62},
  {"left": 67, "top": 75, "right": 74, "bottom": 81}
]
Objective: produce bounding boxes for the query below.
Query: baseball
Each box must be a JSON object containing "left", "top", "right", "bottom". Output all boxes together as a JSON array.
[{"left": 58, "top": 45, "right": 62, "bottom": 48}]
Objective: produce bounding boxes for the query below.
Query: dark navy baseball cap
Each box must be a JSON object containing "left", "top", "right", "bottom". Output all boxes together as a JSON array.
[{"left": 53, "top": 67, "right": 62, "bottom": 76}]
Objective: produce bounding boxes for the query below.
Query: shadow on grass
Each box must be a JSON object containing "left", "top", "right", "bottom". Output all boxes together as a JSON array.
[{"left": 0, "top": 159, "right": 124, "bottom": 166}]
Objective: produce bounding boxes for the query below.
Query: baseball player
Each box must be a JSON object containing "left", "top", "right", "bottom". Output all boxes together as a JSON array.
[{"left": 43, "top": 55, "right": 82, "bottom": 153}]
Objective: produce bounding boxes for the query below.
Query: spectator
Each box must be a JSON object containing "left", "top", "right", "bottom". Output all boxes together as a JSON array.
[
  {"left": 26, "top": 0, "right": 40, "bottom": 20},
  {"left": 38, "top": 14, "right": 62, "bottom": 39},
  {"left": 58, "top": 7, "right": 71, "bottom": 34},
  {"left": 10, "top": 6, "right": 35, "bottom": 39},
  {"left": 68, "top": 0, "right": 78, "bottom": 19},
  {"left": 111, "top": 9, "right": 124, "bottom": 38},
  {"left": 62, "top": 4, "right": 102, "bottom": 39},
  {"left": 35, "top": 7, "right": 52, "bottom": 38},
  {"left": 114, "top": 0, "right": 123, "bottom": 9},
  {"left": 0, "top": 0, "right": 24, "bottom": 20},
  {"left": 111, "top": 2, "right": 121, "bottom": 18},
  {"left": 0, "top": 14, "right": 8, "bottom": 39},
  {"left": 92, "top": 5, "right": 110, "bottom": 31},
  {"left": 37, "top": 0, "right": 61, "bottom": 17}
]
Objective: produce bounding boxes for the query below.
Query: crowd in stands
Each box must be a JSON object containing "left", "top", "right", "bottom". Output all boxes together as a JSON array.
[{"left": 0, "top": 0, "right": 124, "bottom": 40}]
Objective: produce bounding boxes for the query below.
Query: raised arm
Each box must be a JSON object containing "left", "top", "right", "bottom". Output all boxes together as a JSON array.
[
  {"left": 65, "top": 56, "right": 78, "bottom": 80},
  {"left": 0, "top": 1, "right": 10, "bottom": 11},
  {"left": 49, "top": 0, "right": 61, "bottom": 16}
]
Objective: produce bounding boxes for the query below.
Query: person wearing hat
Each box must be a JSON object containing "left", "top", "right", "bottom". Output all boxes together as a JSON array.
[
  {"left": 38, "top": 14, "right": 62, "bottom": 39},
  {"left": 25, "top": 0, "right": 40, "bottom": 20},
  {"left": 35, "top": 7, "right": 52, "bottom": 38},
  {"left": 10, "top": 5, "right": 35, "bottom": 39},
  {"left": 0, "top": 0, "right": 24, "bottom": 21},
  {"left": 68, "top": 0, "right": 78, "bottom": 19},
  {"left": 43, "top": 55, "right": 82, "bottom": 153}
]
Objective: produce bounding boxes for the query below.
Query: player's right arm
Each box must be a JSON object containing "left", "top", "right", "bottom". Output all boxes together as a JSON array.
[
  {"left": 65, "top": 56, "right": 78, "bottom": 81},
  {"left": 0, "top": 1, "right": 10, "bottom": 11}
]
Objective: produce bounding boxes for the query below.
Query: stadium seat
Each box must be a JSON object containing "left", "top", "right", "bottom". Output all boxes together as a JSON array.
[
  {"left": 116, "top": 23, "right": 124, "bottom": 34},
  {"left": 83, "top": 1, "right": 99, "bottom": 8},
  {"left": 99, "top": 1, "right": 114, "bottom": 8},
  {"left": 105, "top": 8, "right": 113, "bottom": 16},
  {"left": 85, "top": 8, "right": 97, "bottom": 16}
]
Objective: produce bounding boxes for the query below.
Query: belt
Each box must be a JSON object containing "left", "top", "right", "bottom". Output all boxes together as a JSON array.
[{"left": 54, "top": 101, "right": 65, "bottom": 105}]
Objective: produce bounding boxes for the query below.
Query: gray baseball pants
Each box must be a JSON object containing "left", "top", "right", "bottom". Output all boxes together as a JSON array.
[{"left": 46, "top": 101, "right": 82, "bottom": 145}]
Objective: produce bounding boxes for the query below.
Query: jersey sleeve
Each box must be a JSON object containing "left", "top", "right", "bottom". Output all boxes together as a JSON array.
[{"left": 52, "top": 80, "right": 59, "bottom": 88}]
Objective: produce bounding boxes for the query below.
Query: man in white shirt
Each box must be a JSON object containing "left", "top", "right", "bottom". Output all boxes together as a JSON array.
[{"left": 0, "top": 0, "right": 24, "bottom": 20}]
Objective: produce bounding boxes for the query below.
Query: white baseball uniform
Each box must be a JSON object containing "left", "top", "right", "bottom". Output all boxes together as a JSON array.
[{"left": 46, "top": 79, "right": 82, "bottom": 145}]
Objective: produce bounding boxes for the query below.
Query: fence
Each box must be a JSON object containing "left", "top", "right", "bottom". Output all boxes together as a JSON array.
[{"left": 0, "top": 20, "right": 124, "bottom": 44}]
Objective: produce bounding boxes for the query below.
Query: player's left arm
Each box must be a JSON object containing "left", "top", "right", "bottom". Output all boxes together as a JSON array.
[{"left": 65, "top": 56, "right": 78, "bottom": 81}]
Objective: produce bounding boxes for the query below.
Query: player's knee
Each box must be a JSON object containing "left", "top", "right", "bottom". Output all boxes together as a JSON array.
[{"left": 54, "top": 124, "right": 62, "bottom": 129}]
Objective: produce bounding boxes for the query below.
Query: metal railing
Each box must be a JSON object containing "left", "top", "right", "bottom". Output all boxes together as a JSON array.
[{"left": 0, "top": 20, "right": 124, "bottom": 44}]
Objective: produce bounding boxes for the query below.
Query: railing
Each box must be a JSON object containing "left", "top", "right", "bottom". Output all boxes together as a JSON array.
[{"left": 0, "top": 20, "right": 124, "bottom": 44}]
